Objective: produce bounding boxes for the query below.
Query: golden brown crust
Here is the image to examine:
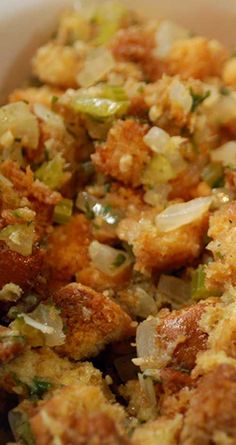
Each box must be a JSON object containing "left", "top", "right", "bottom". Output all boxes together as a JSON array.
[
  {"left": 156, "top": 300, "right": 214, "bottom": 370},
  {"left": 92, "top": 119, "right": 151, "bottom": 187},
  {"left": 118, "top": 212, "right": 208, "bottom": 274},
  {"left": 30, "top": 384, "right": 129, "bottom": 445},
  {"left": 180, "top": 364, "right": 236, "bottom": 445},
  {"left": 0, "top": 242, "right": 43, "bottom": 291},
  {"left": 53, "top": 283, "right": 134, "bottom": 360},
  {"left": 45, "top": 214, "right": 92, "bottom": 285}
]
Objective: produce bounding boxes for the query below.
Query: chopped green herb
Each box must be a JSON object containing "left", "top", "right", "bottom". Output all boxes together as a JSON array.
[
  {"left": 190, "top": 89, "right": 211, "bottom": 112},
  {"left": 35, "top": 154, "right": 67, "bottom": 190},
  {"left": 29, "top": 377, "right": 52, "bottom": 400},
  {"left": 104, "top": 182, "right": 112, "bottom": 193},
  {"left": 14, "top": 137, "right": 22, "bottom": 142},
  {"left": 112, "top": 253, "right": 126, "bottom": 268},
  {"left": 191, "top": 265, "right": 207, "bottom": 301}
]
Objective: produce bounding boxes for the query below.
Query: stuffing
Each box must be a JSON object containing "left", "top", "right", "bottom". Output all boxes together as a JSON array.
[
  {"left": 8, "top": 86, "right": 63, "bottom": 107},
  {"left": 32, "top": 43, "right": 82, "bottom": 89},
  {"left": 0, "top": 347, "right": 110, "bottom": 398},
  {"left": 2, "top": 2, "right": 236, "bottom": 442},
  {"left": 0, "top": 243, "right": 43, "bottom": 291},
  {"left": 92, "top": 119, "right": 151, "bottom": 187},
  {"left": 28, "top": 384, "right": 130, "bottom": 445},
  {"left": 205, "top": 201, "right": 236, "bottom": 292},
  {"left": 180, "top": 364, "right": 236, "bottom": 445},
  {"left": 117, "top": 210, "right": 208, "bottom": 274},
  {"left": 222, "top": 57, "right": 236, "bottom": 90},
  {"left": 154, "top": 299, "right": 215, "bottom": 371},
  {"left": 44, "top": 214, "right": 92, "bottom": 286},
  {"left": 168, "top": 37, "right": 228, "bottom": 80},
  {"left": 110, "top": 26, "right": 161, "bottom": 81},
  {"left": 0, "top": 326, "right": 25, "bottom": 364},
  {"left": 53, "top": 283, "right": 135, "bottom": 360},
  {"left": 119, "top": 379, "right": 159, "bottom": 422},
  {"left": 132, "top": 414, "right": 183, "bottom": 445}
]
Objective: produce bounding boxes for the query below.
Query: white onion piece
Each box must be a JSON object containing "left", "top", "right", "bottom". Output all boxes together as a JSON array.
[
  {"left": 136, "top": 318, "right": 159, "bottom": 360},
  {"left": 169, "top": 79, "right": 193, "bottom": 114},
  {"left": 33, "top": 103, "right": 65, "bottom": 137},
  {"left": 210, "top": 141, "right": 236, "bottom": 167},
  {"left": 0, "top": 102, "right": 39, "bottom": 149},
  {"left": 155, "top": 196, "right": 212, "bottom": 232},
  {"left": 17, "top": 304, "right": 65, "bottom": 346},
  {"left": 77, "top": 47, "right": 115, "bottom": 88},
  {"left": 154, "top": 20, "right": 189, "bottom": 59},
  {"left": 89, "top": 240, "right": 131, "bottom": 277},
  {"left": 143, "top": 127, "right": 170, "bottom": 153},
  {"left": 156, "top": 275, "right": 190, "bottom": 309}
]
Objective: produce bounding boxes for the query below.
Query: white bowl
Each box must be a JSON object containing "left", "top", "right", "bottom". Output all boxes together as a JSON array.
[{"left": 0, "top": 0, "right": 236, "bottom": 102}]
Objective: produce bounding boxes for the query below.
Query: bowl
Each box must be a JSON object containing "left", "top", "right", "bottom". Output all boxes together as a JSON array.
[{"left": 0, "top": 0, "right": 236, "bottom": 103}]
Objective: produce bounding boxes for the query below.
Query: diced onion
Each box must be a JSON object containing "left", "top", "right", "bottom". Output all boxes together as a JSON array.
[
  {"left": 0, "top": 223, "right": 35, "bottom": 256},
  {"left": 136, "top": 318, "right": 159, "bottom": 360},
  {"left": 89, "top": 240, "right": 131, "bottom": 276},
  {"left": 154, "top": 20, "right": 189, "bottom": 59},
  {"left": 156, "top": 275, "right": 191, "bottom": 309},
  {"left": 210, "top": 141, "right": 236, "bottom": 167},
  {"left": 155, "top": 196, "right": 212, "bottom": 232},
  {"left": 33, "top": 103, "right": 65, "bottom": 137},
  {"left": 169, "top": 79, "right": 193, "bottom": 114},
  {"left": 12, "top": 304, "right": 65, "bottom": 347},
  {"left": 143, "top": 127, "right": 170, "bottom": 153},
  {"left": 77, "top": 47, "right": 115, "bottom": 88},
  {"left": 0, "top": 283, "right": 23, "bottom": 302},
  {"left": 0, "top": 102, "right": 39, "bottom": 149}
]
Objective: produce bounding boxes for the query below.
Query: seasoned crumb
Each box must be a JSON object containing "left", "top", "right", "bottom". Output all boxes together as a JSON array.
[
  {"left": 92, "top": 119, "right": 151, "bottom": 187},
  {"left": 45, "top": 214, "right": 92, "bottom": 284},
  {"left": 53, "top": 283, "right": 135, "bottom": 360},
  {"left": 118, "top": 211, "right": 208, "bottom": 274},
  {"left": 132, "top": 414, "right": 183, "bottom": 445},
  {"left": 205, "top": 201, "right": 236, "bottom": 292},
  {"left": 8, "top": 86, "right": 63, "bottom": 107},
  {"left": 32, "top": 43, "right": 82, "bottom": 89},
  {"left": 28, "top": 384, "right": 130, "bottom": 445},
  {"left": 168, "top": 37, "right": 228, "bottom": 80}
]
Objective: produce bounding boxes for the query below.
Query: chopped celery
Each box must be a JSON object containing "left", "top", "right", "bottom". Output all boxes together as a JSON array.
[
  {"left": 142, "top": 154, "right": 176, "bottom": 186},
  {"left": 191, "top": 265, "right": 213, "bottom": 301},
  {"left": 0, "top": 223, "right": 35, "bottom": 256},
  {"left": 35, "top": 154, "right": 67, "bottom": 190},
  {"left": 100, "top": 85, "right": 128, "bottom": 102},
  {"left": 53, "top": 199, "right": 73, "bottom": 224},
  {"left": 72, "top": 96, "right": 129, "bottom": 119},
  {"left": 201, "top": 162, "right": 223, "bottom": 187},
  {"left": 93, "top": 1, "right": 127, "bottom": 45},
  {"left": 67, "top": 84, "right": 129, "bottom": 120},
  {"left": 9, "top": 410, "right": 35, "bottom": 445}
]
